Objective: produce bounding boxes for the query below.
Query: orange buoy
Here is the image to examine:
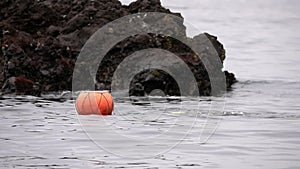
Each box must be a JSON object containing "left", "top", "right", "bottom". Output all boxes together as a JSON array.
[{"left": 75, "top": 91, "right": 114, "bottom": 116}]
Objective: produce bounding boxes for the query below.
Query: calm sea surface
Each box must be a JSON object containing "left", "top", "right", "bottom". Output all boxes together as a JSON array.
[{"left": 1, "top": 0, "right": 300, "bottom": 168}]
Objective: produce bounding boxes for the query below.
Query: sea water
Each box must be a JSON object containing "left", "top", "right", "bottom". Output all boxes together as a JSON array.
[{"left": 1, "top": 0, "right": 300, "bottom": 168}]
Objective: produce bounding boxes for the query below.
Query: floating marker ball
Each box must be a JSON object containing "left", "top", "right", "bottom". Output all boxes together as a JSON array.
[{"left": 75, "top": 91, "right": 114, "bottom": 116}]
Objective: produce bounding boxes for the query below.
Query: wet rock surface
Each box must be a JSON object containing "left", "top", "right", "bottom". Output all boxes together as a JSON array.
[{"left": 0, "top": 0, "right": 236, "bottom": 96}]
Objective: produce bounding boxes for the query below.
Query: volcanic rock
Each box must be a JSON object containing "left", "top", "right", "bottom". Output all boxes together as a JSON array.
[{"left": 0, "top": 0, "right": 236, "bottom": 96}]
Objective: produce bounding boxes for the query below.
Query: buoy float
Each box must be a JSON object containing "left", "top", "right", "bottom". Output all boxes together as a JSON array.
[{"left": 75, "top": 91, "right": 114, "bottom": 116}]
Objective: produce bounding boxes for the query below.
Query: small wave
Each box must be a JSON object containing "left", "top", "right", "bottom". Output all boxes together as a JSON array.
[
  {"left": 223, "top": 111, "right": 245, "bottom": 116},
  {"left": 223, "top": 111, "right": 300, "bottom": 119},
  {"left": 236, "top": 79, "right": 300, "bottom": 86}
]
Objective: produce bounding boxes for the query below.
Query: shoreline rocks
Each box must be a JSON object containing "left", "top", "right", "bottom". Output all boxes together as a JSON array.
[
  {"left": 0, "top": 0, "right": 236, "bottom": 96},
  {"left": 1, "top": 76, "right": 41, "bottom": 96}
]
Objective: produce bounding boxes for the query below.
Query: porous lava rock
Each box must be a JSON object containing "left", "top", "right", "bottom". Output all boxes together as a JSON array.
[{"left": 0, "top": 0, "right": 236, "bottom": 96}]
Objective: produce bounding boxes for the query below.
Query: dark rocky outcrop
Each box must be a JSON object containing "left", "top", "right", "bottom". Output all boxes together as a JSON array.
[{"left": 0, "top": 0, "right": 236, "bottom": 96}]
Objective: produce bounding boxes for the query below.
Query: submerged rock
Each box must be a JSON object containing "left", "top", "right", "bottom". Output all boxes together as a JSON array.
[
  {"left": 1, "top": 76, "right": 41, "bottom": 96},
  {"left": 0, "top": 0, "right": 236, "bottom": 96}
]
